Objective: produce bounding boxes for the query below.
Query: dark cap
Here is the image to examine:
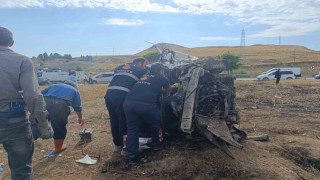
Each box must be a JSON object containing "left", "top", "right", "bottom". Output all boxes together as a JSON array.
[
  {"left": 0, "top": 27, "right": 13, "bottom": 46},
  {"left": 133, "top": 58, "right": 147, "bottom": 64},
  {"left": 150, "top": 63, "right": 165, "bottom": 74}
]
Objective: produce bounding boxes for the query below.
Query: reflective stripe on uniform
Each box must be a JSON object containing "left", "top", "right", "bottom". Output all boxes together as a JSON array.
[
  {"left": 108, "top": 86, "right": 130, "bottom": 93},
  {"left": 113, "top": 72, "right": 139, "bottom": 81}
]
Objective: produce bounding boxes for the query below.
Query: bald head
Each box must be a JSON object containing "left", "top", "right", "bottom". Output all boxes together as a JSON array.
[{"left": 0, "top": 27, "right": 14, "bottom": 47}]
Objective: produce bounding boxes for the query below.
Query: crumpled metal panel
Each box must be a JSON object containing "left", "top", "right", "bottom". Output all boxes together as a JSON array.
[{"left": 196, "top": 115, "right": 243, "bottom": 149}]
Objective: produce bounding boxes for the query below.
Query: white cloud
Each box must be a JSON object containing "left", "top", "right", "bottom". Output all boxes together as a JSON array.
[
  {"left": 99, "top": 18, "right": 151, "bottom": 26},
  {"left": 200, "top": 37, "right": 239, "bottom": 41},
  {"left": 0, "top": 0, "right": 43, "bottom": 8},
  {"left": 1, "top": 0, "right": 320, "bottom": 37}
]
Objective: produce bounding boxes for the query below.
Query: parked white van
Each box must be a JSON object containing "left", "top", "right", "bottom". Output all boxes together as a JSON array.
[
  {"left": 257, "top": 70, "right": 296, "bottom": 80},
  {"left": 92, "top": 72, "right": 114, "bottom": 84},
  {"left": 261, "top": 67, "right": 301, "bottom": 77},
  {"left": 37, "top": 68, "right": 86, "bottom": 84}
]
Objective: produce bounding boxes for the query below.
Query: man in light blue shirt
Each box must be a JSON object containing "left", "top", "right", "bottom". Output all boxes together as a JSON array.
[
  {"left": 67, "top": 71, "right": 78, "bottom": 84},
  {"left": 41, "top": 82, "right": 84, "bottom": 154}
]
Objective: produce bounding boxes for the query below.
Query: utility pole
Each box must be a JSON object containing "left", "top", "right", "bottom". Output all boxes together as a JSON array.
[{"left": 240, "top": 29, "right": 246, "bottom": 61}]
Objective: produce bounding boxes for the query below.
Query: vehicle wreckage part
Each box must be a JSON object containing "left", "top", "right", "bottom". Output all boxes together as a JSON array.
[
  {"left": 196, "top": 115, "right": 243, "bottom": 149},
  {"left": 180, "top": 67, "right": 203, "bottom": 133},
  {"left": 157, "top": 48, "right": 246, "bottom": 158}
]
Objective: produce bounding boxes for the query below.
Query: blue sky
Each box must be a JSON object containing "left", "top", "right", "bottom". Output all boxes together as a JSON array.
[{"left": 1, "top": 0, "right": 320, "bottom": 57}]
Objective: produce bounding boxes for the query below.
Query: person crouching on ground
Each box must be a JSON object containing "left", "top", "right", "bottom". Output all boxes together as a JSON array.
[
  {"left": 123, "top": 63, "right": 179, "bottom": 164},
  {"left": 41, "top": 81, "right": 84, "bottom": 154}
]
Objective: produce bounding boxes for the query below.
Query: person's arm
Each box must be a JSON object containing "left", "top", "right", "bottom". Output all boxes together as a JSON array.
[
  {"left": 160, "top": 76, "right": 178, "bottom": 92},
  {"left": 76, "top": 111, "right": 84, "bottom": 126},
  {"left": 20, "top": 58, "right": 53, "bottom": 139},
  {"left": 41, "top": 86, "right": 50, "bottom": 95},
  {"left": 161, "top": 85, "right": 176, "bottom": 92},
  {"left": 72, "top": 91, "right": 84, "bottom": 126}
]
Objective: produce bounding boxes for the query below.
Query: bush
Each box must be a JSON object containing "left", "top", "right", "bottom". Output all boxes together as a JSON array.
[
  {"left": 73, "top": 65, "right": 84, "bottom": 71},
  {"left": 142, "top": 51, "right": 160, "bottom": 62}
]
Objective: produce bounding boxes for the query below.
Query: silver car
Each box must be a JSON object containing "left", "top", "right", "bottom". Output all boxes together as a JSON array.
[{"left": 92, "top": 72, "right": 114, "bottom": 84}]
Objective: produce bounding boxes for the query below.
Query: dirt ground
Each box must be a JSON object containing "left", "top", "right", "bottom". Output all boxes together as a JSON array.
[{"left": 1, "top": 80, "right": 320, "bottom": 180}]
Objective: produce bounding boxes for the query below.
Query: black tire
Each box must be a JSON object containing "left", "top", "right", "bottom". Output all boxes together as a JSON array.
[
  {"left": 286, "top": 77, "right": 293, "bottom": 80},
  {"left": 93, "top": 80, "right": 98, "bottom": 84},
  {"left": 263, "top": 77, "right": 269, "bottom": 80}
]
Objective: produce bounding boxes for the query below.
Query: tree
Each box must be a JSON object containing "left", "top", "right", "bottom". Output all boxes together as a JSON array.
[
  {"left": 216, "top": 52, "right": 241, "bottom": 73},
  {"left": 43, "top": 52, "right": 49, "bottom": 60},
  {"left": 142, "top": 51, "right": 160, "bottom": 62},
  {"left": 73, "top": 65, "right": 84, "bottom": 71},
  {"left": 37, "top": 54, "right": 44, "bottom": 60}
]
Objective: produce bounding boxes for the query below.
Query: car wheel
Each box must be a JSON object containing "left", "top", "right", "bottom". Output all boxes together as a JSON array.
[
  {"left": 263, "top": 77, "right": 269, "bottom": 80},
  {"left": 286, "top": 77, "right": 293, "bottom": 80},
  {"left": 93, "top": 80, "right": 98, "bottom": 84}
]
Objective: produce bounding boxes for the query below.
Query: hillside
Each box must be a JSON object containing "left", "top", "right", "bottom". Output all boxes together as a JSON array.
[
  {"left": 33, "top": 43, "right": 320, "bottom": 74},
  {"left": 136, "top": 43, "right": 188, "bottom": 56}
]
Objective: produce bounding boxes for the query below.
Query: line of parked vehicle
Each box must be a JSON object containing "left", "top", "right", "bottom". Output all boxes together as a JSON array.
[
  {"left": 37, "top": 67, "right": 319, "bottom": 85},
  {"left": 257, "top": 67, "right": 301, "bottom": 81}
]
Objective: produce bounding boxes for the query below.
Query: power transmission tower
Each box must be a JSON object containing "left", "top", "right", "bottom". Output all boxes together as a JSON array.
[
  {"left": 240, "top": 29, "right": 246, "bottom": 60},
  {"left": 279, "top": 35, "right": 281, "bottom": 45}
]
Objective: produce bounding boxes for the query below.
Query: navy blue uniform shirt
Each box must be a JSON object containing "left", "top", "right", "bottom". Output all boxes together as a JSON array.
[
  {"left": 106, "top": 63, "right": 147, "bottom": 98},
  {"left": 125, "top": 73, "right": 170, "bottom": 104},
  {"left": 41, "top": 84, "right": 82, "bottom": 112}
]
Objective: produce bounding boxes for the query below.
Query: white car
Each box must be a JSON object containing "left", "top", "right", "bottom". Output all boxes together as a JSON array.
[
  {"left": 261, "top": 67, "right": 301, "bottom": 77},
  {"left": 257, "top": 70, "right": 295, "bottom": 80},
  {"left": 92, "top": 72, "right": 114, "bottom": 84}
]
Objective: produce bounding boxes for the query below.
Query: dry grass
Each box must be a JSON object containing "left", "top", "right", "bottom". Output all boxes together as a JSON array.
[
  {"left": 1, "top": 79, "right": 320, "bottom": 180},
  {"left": 182, "top": 45, "right": 320, "bottom": 64}
]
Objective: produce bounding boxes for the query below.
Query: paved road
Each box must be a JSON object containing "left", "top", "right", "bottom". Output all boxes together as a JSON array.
[{"left": 236, "top": 77, "right": 315, "bottom": 81}]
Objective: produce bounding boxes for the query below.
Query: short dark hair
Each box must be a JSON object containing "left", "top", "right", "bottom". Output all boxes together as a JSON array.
[
  {"left": 150, "top": 63, "right": 165, "bottom": 74},
  {"left": 0, "top": 27, "right": 13, "bottom": 46},
  {"left": 133, "top": 58, "right": 147, "bottom": 64},
  {"left": 63, "top": 80, "right": 78, "bottom": 88}
]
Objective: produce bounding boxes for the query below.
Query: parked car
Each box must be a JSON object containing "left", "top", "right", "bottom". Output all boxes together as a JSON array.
[
  {"left": 257, "top": 70, "right": 295, "bottom": 80},
  {"left": 315, "top": 72, "right": 320, "bottom": 79},
  {"left": 261, "top": 67, "right": 301, "bottom": 77},
  {"left": 92, "top": 72, "right": 114, "bottom": 84}
]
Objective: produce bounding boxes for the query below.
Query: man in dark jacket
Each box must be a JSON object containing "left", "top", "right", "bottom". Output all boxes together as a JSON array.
[
  {"left": 275, "top": 68, "right": 281, "bottom": 85},
  {"left": 0, "top": 27, "right": 53, "bottom": 179},
  {"left": 104, "top": 58, "right": 148, "bottom": 152},
  {"left": 123, "top": 63, "right": 178, "bottom": 164}
]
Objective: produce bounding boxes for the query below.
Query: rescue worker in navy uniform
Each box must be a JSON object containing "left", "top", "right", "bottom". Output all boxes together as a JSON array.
[
  {"left": 123, "top": 63, "right": 178, "bottom": 164},
  {"left": 104, "top": 58, "right": 148, "bottom": 152},
  {"left": 0, "top": 27, "right": 53, "bottom": 179},
  {"left": 275, "top": 68, "right": 281, "bottom": 85}
]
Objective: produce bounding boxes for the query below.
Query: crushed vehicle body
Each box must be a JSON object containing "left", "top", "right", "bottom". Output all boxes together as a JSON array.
[{"left": 153, "top": 47, "right": 246, "bottom": 158}]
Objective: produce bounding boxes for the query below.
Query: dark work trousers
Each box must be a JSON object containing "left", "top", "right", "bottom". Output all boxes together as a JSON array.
[
  {"left": 276, "top": 78, "right": 280, "bottom": 84},
  {"left": 45, "top": 97, "right": 70, "bottom": 139},
  {"left": 123, "top": 101, "right": 161, "bottom": 159},
  {"left": 0, "top": 123, "right": 34, "bottom": 180},
  {"left": 105, "top": 96, "right": 127, "bottom": 147}
]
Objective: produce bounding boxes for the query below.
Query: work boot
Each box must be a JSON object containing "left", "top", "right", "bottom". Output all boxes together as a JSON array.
[
  {"left": 54, "top": 139, "right": 67, "bottom": 154},
  {"left": 129, "top": 156, "right": 140, "bottom": 165},
  {"left": 121, "top": 149, "right": 127, "bottom": 155},
  {"left": 114, "top": 145, "right": 122, "bottom": 152}
]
